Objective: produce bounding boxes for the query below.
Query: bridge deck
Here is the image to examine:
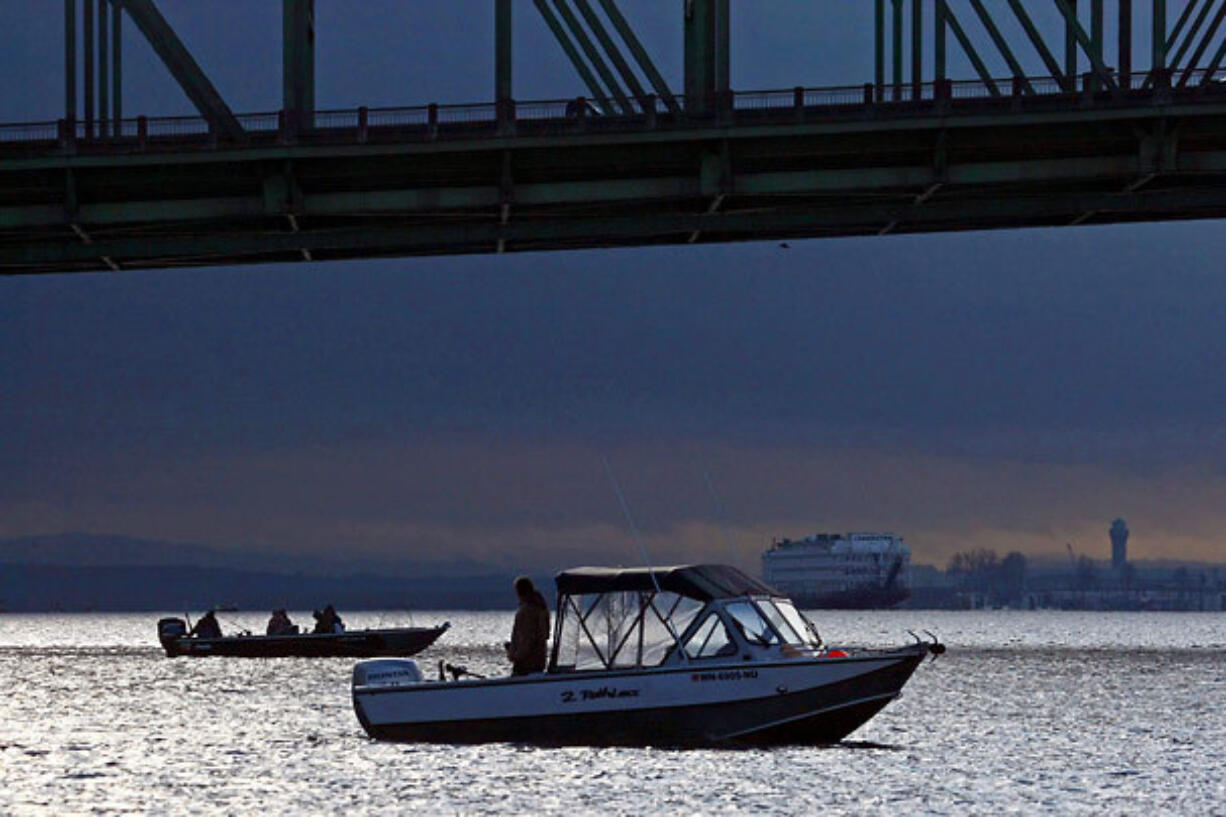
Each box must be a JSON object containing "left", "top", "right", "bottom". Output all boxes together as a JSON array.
[{"left": 3, "top": 76, "right": 1226, "bottom": 275}]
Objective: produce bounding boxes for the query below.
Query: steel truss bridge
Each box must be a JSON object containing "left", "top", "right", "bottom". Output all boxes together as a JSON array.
[{"left": 2, "top": 0, "right": 1226, "bottom": 275}]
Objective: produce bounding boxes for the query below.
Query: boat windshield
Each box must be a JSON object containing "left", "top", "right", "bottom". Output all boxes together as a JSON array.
[
  {"left": 683, "top": 611, "right": 737, "bottom": 659},
  {"left": 762, "top": 599, "right": 821, "bottom": 647},
  {"left": 553, "top": 590, "right": 703, "bottom": 671},
  {"left": 723, "top": 601, "right": 782, "bottom": 646}
]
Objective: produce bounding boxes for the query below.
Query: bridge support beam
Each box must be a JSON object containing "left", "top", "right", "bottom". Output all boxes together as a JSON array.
[
  {"left": 84, "top": 0, "right": 94, "bottom": 137},
  {"left": 99, "top": 0, "right": 108, "bottom": 137},
  {"left": 1154, "top": 0, "right": 1167, "bottom": 71},
  {"left": 684, "top": 0, "right": 728, "bottom": 116},
  {"left": 122, "top": 0, "right": 244, "bottom": 140},
  {"left": 283, "top": 0, "right": 314, "bottom": 132},
  {"left": 596, "top": 0, "right": 679, "bottom": 115},
  {"left": 65, "top": 0, "right": 76, "bottom": 127},
  {"left": 112, "top": 0, "right": 122, "bottom": 136},
  {"left": 495, "top": 0, "right": 512, "bottom": 106},
  {"left": 534, "top": 0, "right": 613, "bottom": 112}
]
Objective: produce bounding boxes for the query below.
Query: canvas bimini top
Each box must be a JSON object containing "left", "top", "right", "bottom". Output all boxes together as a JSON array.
[{"left": 553, "top": 564, "right": 780, "bottom": 601}]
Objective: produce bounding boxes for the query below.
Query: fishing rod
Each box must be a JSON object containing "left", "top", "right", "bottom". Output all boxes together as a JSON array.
[
  {"left": 702, "top": 467, "right": 740, "bottom": 567},
  {"left": 601, "top": 456, "right": 688, "bottom": 662}
]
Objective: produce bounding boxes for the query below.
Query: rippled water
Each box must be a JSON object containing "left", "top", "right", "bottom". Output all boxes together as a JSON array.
[{"left": 2, "top": 610, "right": 1223, "bottom": 814}]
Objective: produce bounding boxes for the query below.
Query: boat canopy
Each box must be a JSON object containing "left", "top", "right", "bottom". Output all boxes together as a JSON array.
[{"left": 554, "top": 564, "right": 779, "bottom": 602}]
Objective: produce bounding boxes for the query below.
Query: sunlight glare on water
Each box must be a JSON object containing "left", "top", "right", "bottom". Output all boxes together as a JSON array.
[{"left": 1, "top": 610, "right": 1223, "bottom": 814}]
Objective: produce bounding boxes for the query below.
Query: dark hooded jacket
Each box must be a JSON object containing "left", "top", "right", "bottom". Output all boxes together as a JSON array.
[{"left": 509, "top": 590, "right": 550, "bottom": 674}]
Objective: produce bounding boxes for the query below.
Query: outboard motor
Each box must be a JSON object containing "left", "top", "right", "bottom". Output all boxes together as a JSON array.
[
  {"left": 158, "top": 617, "right": 187, "bottom": 656},
  {"left": 352, "top": 659, "right": 423, "bottom": 689}
]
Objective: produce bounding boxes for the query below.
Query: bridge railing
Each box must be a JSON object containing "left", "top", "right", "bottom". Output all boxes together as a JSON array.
[{"left": 3, "top": 69, "right": 1224, "bottom": 152}]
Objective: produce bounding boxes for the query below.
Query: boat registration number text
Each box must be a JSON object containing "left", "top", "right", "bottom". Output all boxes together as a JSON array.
[{"left": 691, "top": 669, "right": 758, "bottom": 682}]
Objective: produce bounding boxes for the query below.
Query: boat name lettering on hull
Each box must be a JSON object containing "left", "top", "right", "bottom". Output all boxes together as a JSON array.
[
  {"left": 560, "top": 687, "right": 641, "bottom": 703},
  {"left": 691, "top": 669, "right": 759, "bottom": 682}
]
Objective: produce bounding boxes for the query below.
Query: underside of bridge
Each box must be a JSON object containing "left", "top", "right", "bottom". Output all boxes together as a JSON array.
[{"left": 2, "top": 0, "right": 1226, "bottom": 275}]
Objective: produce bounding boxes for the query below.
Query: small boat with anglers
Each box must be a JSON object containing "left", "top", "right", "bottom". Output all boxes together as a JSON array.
[
  {"left": 351, "top": 563, "right": 943, "bottom": 746},
  {"left": 157, "top": 608, "right": 449, "bottom": 659}
]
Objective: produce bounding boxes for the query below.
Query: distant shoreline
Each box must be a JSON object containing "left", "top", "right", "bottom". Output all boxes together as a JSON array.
[{"left": 0, "top": 562, "right": 536, "bottom": 613}]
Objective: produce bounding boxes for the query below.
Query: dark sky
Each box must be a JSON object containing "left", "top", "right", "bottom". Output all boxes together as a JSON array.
[{"left": 3, "top": 2, "right": 1224, "bottom": 572}]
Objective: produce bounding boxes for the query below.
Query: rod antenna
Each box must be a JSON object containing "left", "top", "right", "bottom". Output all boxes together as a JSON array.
[
  {"left": 703, "top": 467, "right": 739, "bottom": 566},
  {"left": 602, "top": 455, "right": 687, "bottom": 660}
]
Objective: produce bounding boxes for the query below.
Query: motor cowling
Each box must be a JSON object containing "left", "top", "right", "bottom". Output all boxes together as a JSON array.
[
  {"left": 352, "top": 659, "right": 423, "bottom": 690},
  {"left": 158, "top": 617, "right": 187, "bottom": 651}
]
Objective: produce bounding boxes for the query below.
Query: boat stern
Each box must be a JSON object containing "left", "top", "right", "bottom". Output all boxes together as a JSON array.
[
  {"left": 157, "top": 617, "right": 187, "bottom": 656},
  {"left": 352, "top": 659, "right": 426, "bottom": 735}
]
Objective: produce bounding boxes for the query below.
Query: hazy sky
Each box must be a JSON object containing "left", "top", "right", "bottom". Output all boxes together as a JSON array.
[{"left": 3, "top": 2, "right": 1225, "bottom": 573}]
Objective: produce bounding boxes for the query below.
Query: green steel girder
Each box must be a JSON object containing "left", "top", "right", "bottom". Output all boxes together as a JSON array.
[
  {"left": 552, "top": 0, "right": 632, "bottom": 113},
  {"left": 7, "top": 146, "right": 1225, "bottom": 233},
  {"left": 1167, "top": 0, "right": 1203, "bottom": 52},
  {"left": 572, "top": 0, "right": 649, "bottom": 108},
  {"left": 1167, "top": 0, "right": 1211, "bottom": 70},
  {"left": 122, "top": 0, "right": 244, "bottom": 140},
  {"left": 1006, "top": 0, "right": 1067, "bottom": 87},
  {"left": 595, "top": 0, "right": 679, "bottom": 115},
  {"left": 65, "top": 0, "right": 75, "bottom": 121},
  {"left": 968, "top": 0, "right": 1036, "bottom": 94},
  {"left": 912, "top": 0, "right": 922, "bottom": 97},
  {"left": 1176, "top": 1, "right": 1226, "bottom": 87},
  {"left": 9, "top": 69, "right": 1226, "bottom": 275},
  {"left": 496, "top": 0, "right": 512, "bottom": 104},
  {"left": 283, "top": 0, "right": 315, "bottom": 125},
  {"left": 84, "top": 0, "right": 94, "bottom": 131},
  {"left": 7, "top": 93, "right": 1226, "bottom": 177},
  {"left": 1051, "top": 0, "right": 1119, "bottom": 91},
  {"left": 875, "top": 0, "right": 885, "bottom": 95},
  {"left": 1202, "top": 27, "right": 1226, "bottom": 84},
  {"left": 14, "top": 87, "right": 1226, "bottom": 172},
  {"left": 532, "top": 0, "right": 613, "bottom": 111},
  {"left": 99, "top": 0, "right": 108, "bottom": 134},
  {"left": 9, "top": 184, "right": 1226, "bottom": 273},
  {"left": 1120, "top": 0, "right": 1132, "bottom": 78},
  {"left": 939, "top": 1, "right": 1001, "bottom": 95},
  {"left": 1155, "top": 0, "right": 1168, "bottom": 70},
  {"left": 892, "top": 0, "right": 903, "bottom": 95},
  {"left": 112, "top": 0, "right": 123, "bottom": 134},
  {"left": 684, "top": 0, "right": 728, "bottom": 114}
]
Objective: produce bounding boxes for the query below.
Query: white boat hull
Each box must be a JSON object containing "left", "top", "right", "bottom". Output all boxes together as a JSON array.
[{"left": 352, "top": 644, "right": 928, "bottom": 746}]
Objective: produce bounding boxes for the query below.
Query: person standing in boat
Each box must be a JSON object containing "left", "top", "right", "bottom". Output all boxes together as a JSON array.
[
  {"left": 190, "top": 610, "right": 222, "bottom": 639},
  {"left": 506, "top": 576, "right": 549, "bottom": 675}
]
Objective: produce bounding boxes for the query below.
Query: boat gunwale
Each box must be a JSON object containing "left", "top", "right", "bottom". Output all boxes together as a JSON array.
[
  {"left": 175, "top": 623, "right": 448, "bottom": 647},
  {"left": 353, "top": 642, "right": 928, "bottom": 696}
]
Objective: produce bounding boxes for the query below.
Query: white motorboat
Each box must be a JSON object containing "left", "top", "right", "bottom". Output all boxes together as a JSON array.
[{"left": 351, "top": 564, "right": 943, "bottom": 746}]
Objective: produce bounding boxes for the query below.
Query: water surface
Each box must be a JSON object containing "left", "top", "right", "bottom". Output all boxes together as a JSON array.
[{"left": 2, "top": 610, "right": 1223, "bottom": 814}]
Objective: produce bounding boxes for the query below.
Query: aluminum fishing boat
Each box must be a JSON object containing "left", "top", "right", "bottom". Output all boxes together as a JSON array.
[
  {"left": 351, "top": 564, "right": 942, "bottom": 746},
  {"left": 158, "top": 617, "right": 449, "bottom": 658}
]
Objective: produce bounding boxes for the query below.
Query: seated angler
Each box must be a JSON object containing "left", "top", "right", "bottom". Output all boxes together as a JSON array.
[
  {"left": 266, "top": 608, "right": 298, "bottom": 636},
  {"left": 190, "top": 610, "right": 222, "bottom": 639}
]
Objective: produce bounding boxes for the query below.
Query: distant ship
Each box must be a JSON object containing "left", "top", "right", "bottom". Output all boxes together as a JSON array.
[{"left": 762, "top": 532, "right": 911, "bottom": 609}]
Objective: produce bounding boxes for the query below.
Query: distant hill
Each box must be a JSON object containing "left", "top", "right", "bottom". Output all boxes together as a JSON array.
[
  {"left": 0, "top": 532, "right": 492, "bottom": 576},
  {"left": 0, "top": 533, "right": 529, "bottom": 612}
]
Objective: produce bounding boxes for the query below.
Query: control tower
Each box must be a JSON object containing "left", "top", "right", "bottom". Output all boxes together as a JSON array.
[{"left": 1109, "top": 519, "right": 1129, "bottom": 569}]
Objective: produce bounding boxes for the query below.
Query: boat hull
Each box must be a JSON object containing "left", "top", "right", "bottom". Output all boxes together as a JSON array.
[
  {"left": 353, "top": 646, "right": 926, "bottom": 746},
  {"left": 160, "top": 624, "right": 448, "bottom": 659}
]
